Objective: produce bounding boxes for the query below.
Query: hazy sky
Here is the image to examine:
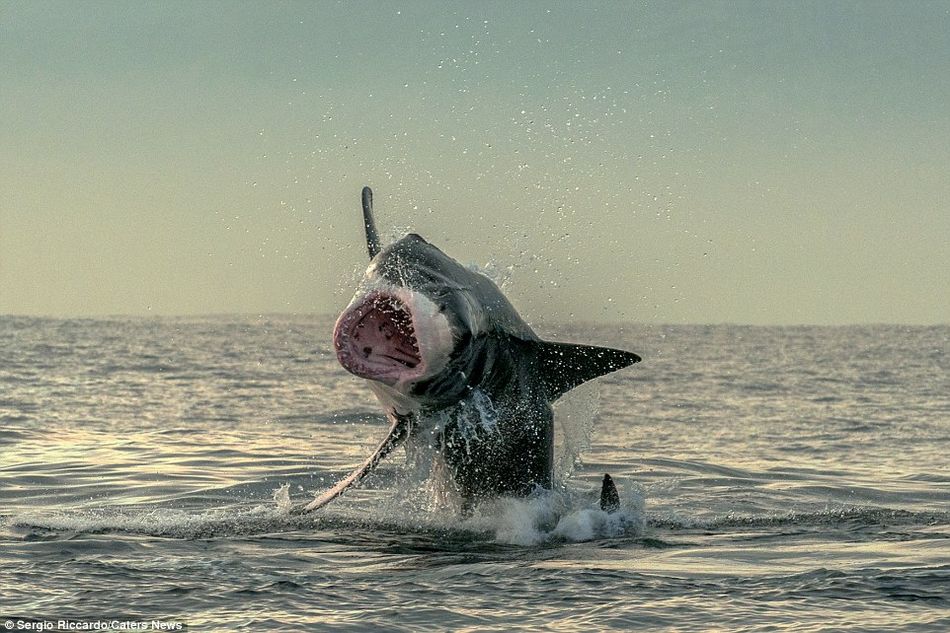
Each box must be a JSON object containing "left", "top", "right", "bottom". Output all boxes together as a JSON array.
[{"left": 2, "top": 1, "right": 948, "bottom": 324}]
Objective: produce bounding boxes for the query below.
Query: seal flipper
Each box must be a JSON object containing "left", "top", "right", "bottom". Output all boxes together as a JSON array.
[
  {"left": 291, "top": 412, "right": 412, "bottom": 514},
  {"left": 600, "top": 473, "right": 620, "bottom": 513},
  {"left": 362, "top": 186, "right": 381, "bottom": 259},
  {"left": 532, "top": 340, "right": 641, "bottom": 402}
]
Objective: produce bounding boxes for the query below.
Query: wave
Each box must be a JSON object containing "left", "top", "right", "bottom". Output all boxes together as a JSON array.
[{"left": 11, "top": 482, "right": 945, "bottom": 555}]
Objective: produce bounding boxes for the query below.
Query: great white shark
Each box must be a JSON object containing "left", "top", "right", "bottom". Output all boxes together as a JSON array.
[{"left": 295, "top": 187, "right": 640, "bottom": 514}]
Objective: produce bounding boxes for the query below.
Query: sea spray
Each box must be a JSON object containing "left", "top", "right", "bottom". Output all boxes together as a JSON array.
[
  {"left": 461, "top": 484, "right": 646, "bottom": 546},
  {"left": 552, "top": 380, "right": 601, "bottom": 483},
  {"left": 273, "top": 483, "right": 292, "bottom": 514}
]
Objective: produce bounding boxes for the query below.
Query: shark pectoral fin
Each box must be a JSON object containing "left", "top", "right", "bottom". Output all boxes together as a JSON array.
[
  {"left": 531, "top": 340, "right": 641, "bottom": 401},
  {"left": 291, "top": 412, "right": 411, "bottom": 515}
]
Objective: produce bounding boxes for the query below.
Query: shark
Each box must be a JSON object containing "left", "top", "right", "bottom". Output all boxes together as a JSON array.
[{"left": 295, "top": 187, "right": 639, "bottom": 514}]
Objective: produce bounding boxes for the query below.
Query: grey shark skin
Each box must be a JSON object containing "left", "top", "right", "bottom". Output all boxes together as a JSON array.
[{"left": 296, "top": 187, "right": 640, "bottom": 513}]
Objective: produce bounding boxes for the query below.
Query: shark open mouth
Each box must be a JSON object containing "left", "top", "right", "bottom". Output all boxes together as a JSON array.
[{"left": 333, "top": 291, "right": 424, "bottom": 385}]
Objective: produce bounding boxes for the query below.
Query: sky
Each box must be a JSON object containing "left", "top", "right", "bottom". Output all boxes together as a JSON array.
[{"left": 1, "top": 1, "right": 948, "bottom": 325}]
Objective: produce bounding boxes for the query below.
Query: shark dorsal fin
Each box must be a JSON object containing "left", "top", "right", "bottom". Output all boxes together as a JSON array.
[
  {"left": 532, "top": 340, "right": 641, "bottom": 401},
  {"left": 362, "top": 186, "right": 381, "bottom": 259}
]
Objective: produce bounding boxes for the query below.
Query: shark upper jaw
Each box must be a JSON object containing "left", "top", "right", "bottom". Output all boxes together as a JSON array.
[{"left": 333, "top": 284, "right": 455, "bottom": 392}]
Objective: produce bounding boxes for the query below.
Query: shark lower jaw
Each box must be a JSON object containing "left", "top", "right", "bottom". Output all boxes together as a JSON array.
[{"left": 333, "top": 290, "right": 426, "bottom": 386}]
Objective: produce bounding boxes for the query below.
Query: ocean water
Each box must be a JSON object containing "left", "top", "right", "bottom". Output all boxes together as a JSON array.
[{"left": 1, "top": 315, "right": 947, "bottom": 631}]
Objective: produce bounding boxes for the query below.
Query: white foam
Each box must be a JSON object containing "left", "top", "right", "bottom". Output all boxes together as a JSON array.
[{"left": 461, "top": 482, "right": 647, "bottom": 546}]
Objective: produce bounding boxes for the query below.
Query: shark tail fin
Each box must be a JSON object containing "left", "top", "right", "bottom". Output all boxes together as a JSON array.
[
  {"left": 362, "top": 186, "right": 381, "bottom": 259},
  {"left": 532, "top": 340, "right": 640, "bottom": 401},
  {"left": 600, "top": 473, "right": 620, "bottom": 513}
]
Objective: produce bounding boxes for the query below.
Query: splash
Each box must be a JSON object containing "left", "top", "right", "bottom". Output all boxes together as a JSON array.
[
  {"left": 461, "top": 484, "right": 646, "bottom": 546},
  {"left": 453, "top": 388, "right": 500, "bottom": 447},
  {"left": 396, "top": 432, "right": 465, "bottom": 516},
  {"left": 552, "top": 380, "right": 600, "bottom": 482},
  {"left": 423, "top": 388, "right": 501, "bottom": 460},
  {"left": 273, "top": 483, "right": 292, "bottom": 513},
  {"left": 9, "top": 503, "right": 300, "bottom": 540},
  {"left": 387, "top": 388, "right": 517, "bottom": 517},
  {"left": 467, "top": 260, "right": 516, "bottom": 290}
]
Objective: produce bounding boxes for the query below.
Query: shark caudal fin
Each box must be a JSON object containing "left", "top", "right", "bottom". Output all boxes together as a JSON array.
[
  {"left": 532, "top": 340, "right": 640, "bottom": 401},
  {"left": 362, "top": 186, "right": 381, "bottom": 259},
  {"left": 600, "top": 473, "right": 620, "bottom": 513}
]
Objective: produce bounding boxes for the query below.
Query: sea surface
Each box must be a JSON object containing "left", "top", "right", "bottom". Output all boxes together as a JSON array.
[{"left": 1, "top": 316, "right": 947, "bottom": 631}]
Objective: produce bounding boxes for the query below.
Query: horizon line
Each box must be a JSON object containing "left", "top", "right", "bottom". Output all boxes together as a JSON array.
[{"left": 1, "top": 311, "right": 947, "bottom": 329}]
